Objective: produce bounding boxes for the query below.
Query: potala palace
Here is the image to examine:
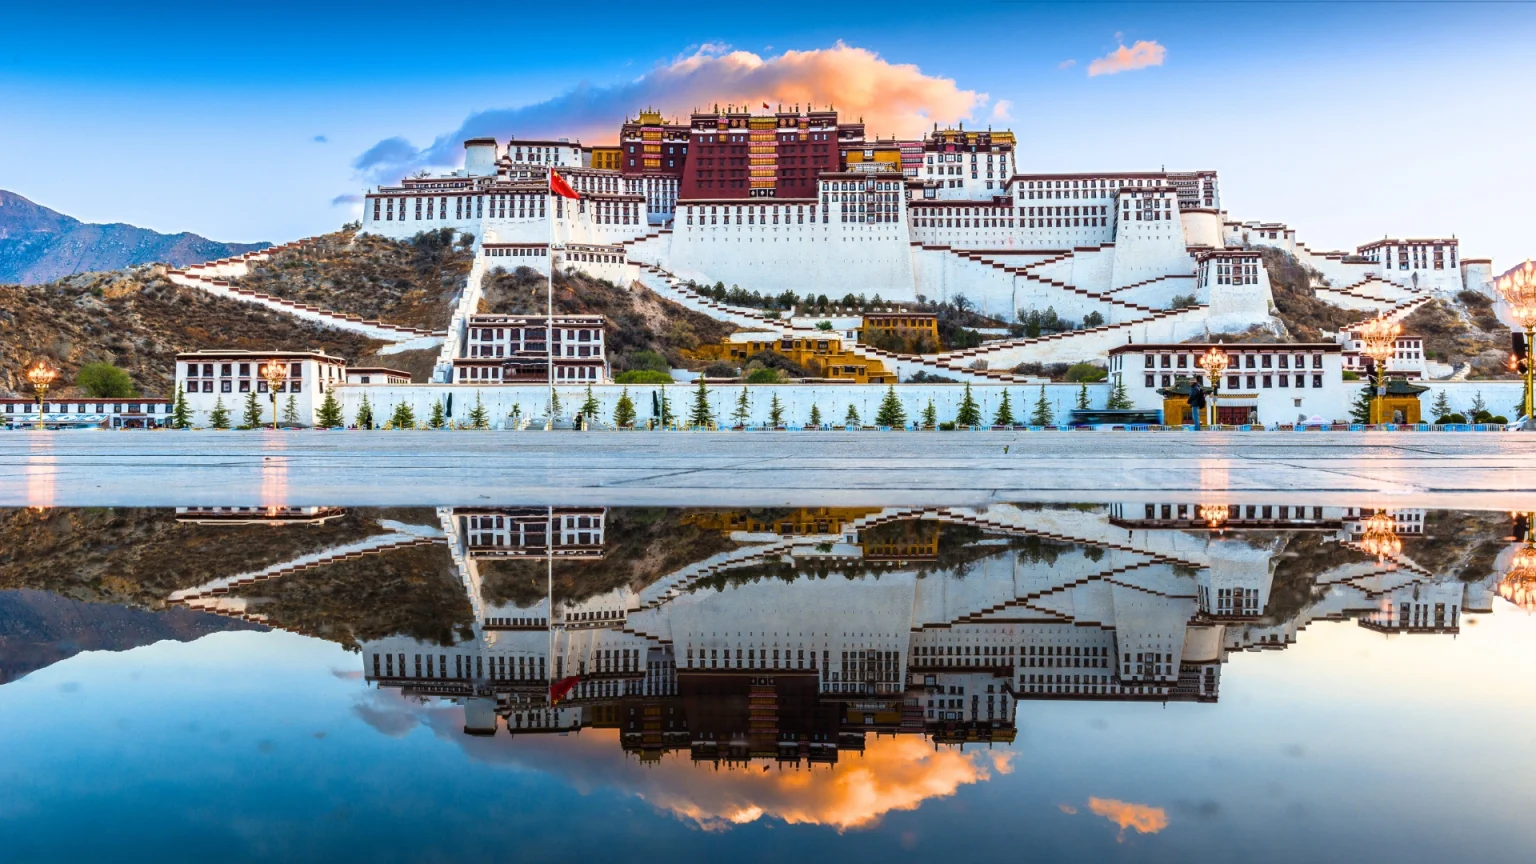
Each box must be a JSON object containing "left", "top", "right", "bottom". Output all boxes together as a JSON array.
[{"left": 358, "top": 106, "right": 1491, "bottom": 376}]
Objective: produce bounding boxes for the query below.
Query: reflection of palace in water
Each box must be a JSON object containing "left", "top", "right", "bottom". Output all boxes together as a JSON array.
[{"left": 319, "top": 502, "right": 1507, "bottom": 765}]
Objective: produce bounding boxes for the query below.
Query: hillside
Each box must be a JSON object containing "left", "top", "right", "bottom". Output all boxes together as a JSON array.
[
  {"left": 230, "top": 227, "right": 473, "bottom": 331},
  {"left": 0, "top": 265, "right": 385, "bottom": 397},
  {"left": 481, "top": 266, "right": 735, "bottom": 373},
  {"left": 0, "top": 190, "right": 268, "bottom": 285},
  {"left": 1261, "top": 248, "right": 1364, "bottom": 342}
]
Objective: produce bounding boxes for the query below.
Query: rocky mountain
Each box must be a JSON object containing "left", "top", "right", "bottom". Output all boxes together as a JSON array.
[{"left": 0, "top": 190, "right": 269, "bottom": 285}]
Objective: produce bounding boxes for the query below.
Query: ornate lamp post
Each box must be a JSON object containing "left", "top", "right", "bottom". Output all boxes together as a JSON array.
[
  {"left": 25, "top": 360, "right": 57, "bottom": 431},
  {"left": 259, "top": 359, "right": 289, "bottom": 431},
  {"left": 1358, "top": 317, "right": 1401, "bottom": 425},
  {"left": 1196, "top": 344, "right": 1229, "bottom": 427},
  {"left": 1359, "top": 510, "right": 1402, "bottom": 565},
  {"left": 1495, "top": 261, "right": 1536, "bottom": 426},
  {"left": 1198, "top": 503, "right": 1229, "bottom": 533},
  {"left": 1499, "top": 529, "right": 1536, "bottom": 613}
]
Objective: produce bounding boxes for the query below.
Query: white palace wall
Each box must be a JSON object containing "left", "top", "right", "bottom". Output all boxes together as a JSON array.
[{"left": 668, "top": 215, "right": 917, "bottom": 299}]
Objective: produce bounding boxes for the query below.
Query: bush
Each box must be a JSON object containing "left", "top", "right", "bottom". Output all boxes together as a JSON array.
[
  {"left": 614, "top": 369, "right": 673, "bottom": 384},
  {"left": 1342, "top": 370, "right": 1360, "bottom": 381},
  {"left": 1082, "top": 311, "right": 1105, "bottom": 328},
  {"left": 938, "top": 421, "right": 957, "bottom": 431},
  {"left": 701, "top": 362, "right": 737, "bottom": 378},
  {"left": 907, "top": 370, "right": 957, "bottom": 384},
  {"left": 1439, "top": 413, "right": 1468, "bottom": 424},
  {"left": 1490, "top": 415, "right": 1509, "bottom": 425},
  {"left": 1063, "top": 362, "right": 1107, "bottom": 383},
  {"left": 744, "top": 367, "right": 780, "bottom": 384},
  {"left": 1169, "top": 294, "right": 1198, "bottom": 310},
  {"left": 75, "top": 362, "right": 137, "bottom": 398},
  {"left": 628, "top": 350, "right": 670, "bottom": 373}
]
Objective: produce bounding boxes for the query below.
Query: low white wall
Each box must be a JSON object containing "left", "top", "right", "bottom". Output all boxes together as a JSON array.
[{"left": 335, "top": 381, "right": 1108, "bottom": 429}]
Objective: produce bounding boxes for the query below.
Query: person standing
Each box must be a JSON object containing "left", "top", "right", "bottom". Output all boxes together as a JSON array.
[{"left": 1187, "top": 382, "right": 1208, "bottom": 430}]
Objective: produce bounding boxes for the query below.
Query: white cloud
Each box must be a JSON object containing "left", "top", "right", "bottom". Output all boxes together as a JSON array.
[
  {"left": 1058, "top": 59, "right": 1077, "bottom": 70},
  {"left": 1088, "top": 40, "right": 1167, "bottom": 77},
  {"left": 354, "top": 42, "right": 985, "bottom": 183},
  {"left": 991, "top": 99, "right": 1013, "bottom": 121}
]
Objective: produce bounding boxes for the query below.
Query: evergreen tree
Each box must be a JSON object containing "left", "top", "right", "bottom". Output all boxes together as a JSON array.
[
  {"left": 391, "top": 401, "right": 417, "bottom": 430},
  {"left": 282, "top": 394, "right": 300, "bottom": 426},
  {"left": 548, "top": 389, "right": 562, "bottom": 418},
  {"left": 688, "top": 378, "right": 713, "bottom": 428},
  {"left": 1106, "top": 374, "right": 1133, "bottom": 410},
  {"left": 808, "top": 404, "right": 822, "bottom": 427},
  {"left": 355, "top": 394, "right": 375, "bottom": 430},
  {"left": 844, "top": 404, "right": 861, "bottom": 426},
  {"left": 508, "top": 404, "right": 523, "bottom": 429},
  {"left": 613, "top": 387, "right": 637, "bottom": 428},
  {"left": 731, "top": 387, "right": 751, "bottom": 427},
  {"left": 921, "top": 399, "right": 937, "bottom": 430},
  {"left": 172, "top": 385, "right": 191, "bottom": 429},
  {"left": 428, "top": 399, "right": 446, "bottom": 429},
  {"left": 875, "top": 387, "right": 907, "bottom": 427},
  {"left": 468, "top": 392, "right": 489, "bottom": 429},
  {"left": 659, "top": 388, "right": 676, "bottom": 427},
  {"left": 1029, "top": 385, "right": 1054, "bottom": 426},
  {"left": 1471, "top": 390, "right": 1488, "bottom": 417},
  {"left": 209, "top": 397, "right": 230, "bottom": 430},
  {"left": 1430, "top": 390, "right": 1452, "bottom": 421},
  {"left": 580, "top": 384, "right": 599, "bottom": 419},
  {"left": 768, "top": 393, "right": 785, "bottom": 427},
  {"left": 955, "top": 382, "right": 982, "bottom": 427},
  {"left": 991, "top": 389, "right": 1015, "bottom": 427},
  {"left": 1075, "top": 382, "right": 1090, "bottom": 411},
  {"left": 316, "top": 386, "right": 344, "bottom": 428},
  {"left": 1350, "top": 382, "right": 1375, "bottom": 423},
  {"left": 241, "top": 390, "right": 264, "bottom": 429}
]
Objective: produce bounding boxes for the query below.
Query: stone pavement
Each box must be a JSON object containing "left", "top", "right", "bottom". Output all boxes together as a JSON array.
[{"left": 3, "top": 429, "right": 1536, "bottom": 509}]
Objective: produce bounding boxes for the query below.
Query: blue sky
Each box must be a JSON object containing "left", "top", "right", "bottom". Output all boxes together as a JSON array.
[{"left": 3, "top": 1, "right": 1534, "bottom": 267}]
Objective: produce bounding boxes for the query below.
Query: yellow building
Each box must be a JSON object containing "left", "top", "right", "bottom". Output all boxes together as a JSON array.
[
  {"left": 588, "top": 146, "right": 623, "bottom": 171},
  {"left": 684, "top": 507, "right": 879, "bottom": 537},
  {"left": 689, "top": 332, "right": 897, "bottom": 384},
  {"left": 844, "top": 145, "right": 904, "bottom": 173},
  {"left": 859, "top": 312, "right": 940, "bottom": 352}
]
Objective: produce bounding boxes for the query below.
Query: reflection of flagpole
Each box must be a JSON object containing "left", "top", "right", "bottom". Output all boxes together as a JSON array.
[{"left": 547, "top": 504, "right": 554, "bottom": 701}]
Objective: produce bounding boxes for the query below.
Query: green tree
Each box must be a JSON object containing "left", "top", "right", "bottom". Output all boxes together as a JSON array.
[
  {"left": 688, "top": 377, "right": 713, "bottom": 428},
  {"left": 659, "top": 388, "right": 676, "bottom": 427},
  {"left": 241, "top": 390, "right": 264, "bottom": 429},
  {"left": 355, "top": 394, "right": 375, "bottom": 430},
  {"left": 875, "top": 387, "right": 907, "bottom": 427},
  {"left": 1430, "top": 390, "right": 1452, "bottom": 421},
  {"left": 1106, "top": 374, "right": 1133, "bottom": 410},
  {"left": 1029, "top": 385, "right": 1054, "bottom": 426},
  {"left": 580, "top": 384, "right": 599, "bottom": 419},
  {"left": 548, "top": 389, "right": 562, "bottom": 418},
  {"left": 613, "top": 387, "right": 637, "bottom": 428},
  {"left": 745, "top": 367, "right": 779, "bottom": 384},
  {"left": 391, "top": 401, "right": 417, "bottom": 430},
  {"left": 75, "top": 362, "right": 136, "bottom": 398},
  {"left": 809, "top": 404, "right": 822, "bottom": 427},
  {"left": 1471, "top": 390, "right": 1488, "bottom": 417},
  {"left": 428, "top": 399, "right": 446, "bottom": 429},
  {"left": 768, "top": 394, "right": 785, "bottom": 427},
  {"left": 991, "top": 389, "right": 1015, "bottom": 426},
  {"left": 172, "top": 385, "right": 191, "bottom": 429},
  {"left": 468, "top": 392, "right": 489, "bottom": 429},
  {"left": 1350, "top": 382, "right": 1374, "bottom": 424},
  {"left": 316, "top": 386, "right": 344, "bottom": 428},
  {"left": 209, "top": 396, "right": 230, "bottom": 430},
  {"left": 955, "top": 383, "right": 982, "bottom": 427},
  {"left": 1075, "top": 383, "right": 1090, "bottom": 411},
  {"left": 731, "top": 387, "right": 751, "bottom": 427},
  {"left": 844, "top": 404, "right": 861, "bottom": 427},
  {"left": 283, "top": 394, "right": 299, "bottom": 426},
  {"left": 921, "top": 399, "right": 937, "bottom": 430}
]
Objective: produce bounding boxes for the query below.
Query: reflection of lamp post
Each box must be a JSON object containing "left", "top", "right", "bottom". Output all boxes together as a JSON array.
[
  {"left": 259, "top": 359, "right": 288, "bottom": 431},
  {"left": 1358, "top": 318, "right": 1401, "bottom": 424},
  {"left": 1500, "top": 536, "right": 1536, "bottom": 613},
  {"left": 1495, "top": 261, "right": 1536, "bottom": 425},
  {"left": 25, "top": 360, "right": 57, "bottom": 431},
  {"left": 1360, "top": 510, "right": 1402, "bottom": 565},
  {"left": 1197, "top": 344, "right": 1229, "bottom": 427},
  {"left": 1198, "top": 503, "right": 1229, "bottom": 533}
]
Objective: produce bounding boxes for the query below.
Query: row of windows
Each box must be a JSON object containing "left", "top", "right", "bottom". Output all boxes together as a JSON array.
[
  {"left": 1146, "top": 373, "right": 1325, "bottom": 390},
  {"left": 5, "top": 402, "right": 168, "bottom": 414},
  {"left": 1144, "top": 353, "right": 1323, "bottom": 370}
]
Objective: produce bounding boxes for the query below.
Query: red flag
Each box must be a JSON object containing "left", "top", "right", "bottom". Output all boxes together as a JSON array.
[
  {"left": 549, "top": 675, "right": 580, "bottom": 704},
  {"left": 549, "top": 169, "right": 580, "bottom": 200},
  {"left": 762, "top": 102, "right": 771, "bottom": 111}
]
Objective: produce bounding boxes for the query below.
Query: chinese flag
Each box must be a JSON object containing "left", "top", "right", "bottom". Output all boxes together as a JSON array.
[
  {"left": 549, "top": 675, "right": 581, "bottom": 704},
  {"left": 762, "top": 102, "right": 771, "bottom": 110},
  {"left": 549, "top": 169, "right": 580, "bottom": 200}
]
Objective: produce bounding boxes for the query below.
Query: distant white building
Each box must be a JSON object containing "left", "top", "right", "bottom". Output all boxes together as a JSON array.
[
  {"left": 175, "top": 350, "right": 347, "bottom": 427},
  {"left": 1108, "top": 342, "right": 1348, "bottom": 425}
]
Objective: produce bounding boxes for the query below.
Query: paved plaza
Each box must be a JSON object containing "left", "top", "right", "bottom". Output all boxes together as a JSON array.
[{"left": 4, "top": 430, "right": 1536, "bottom": 509}]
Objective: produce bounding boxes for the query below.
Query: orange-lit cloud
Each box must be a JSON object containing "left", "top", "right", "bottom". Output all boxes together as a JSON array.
[
  {"left": 1087, "top": 797, "right": 1169, "bottom": 841},
  {"left": 1087, "top": 41, "right": 1167, "bottom": 77},
  {"left": 356, "top": 42, "right": 985, "bottom": 182},
  {"left": 1058, "top": 803, "right": 1079, "bottom": 814}
]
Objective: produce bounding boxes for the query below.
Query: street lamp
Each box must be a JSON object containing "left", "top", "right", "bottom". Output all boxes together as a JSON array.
[
  {"left": 1359, "top": 510, "right": 1402, "bottom": 565},
  {"left": 1198, "top": 503, "right": 1229, "bottom": 533},
  {"left": 25, "top": 359, "right": 57, "bottom": 431},
  {"left": 1495, "top": 260, "right": 1536, "bottom": 426},
  {"left": 1196, "top": 344, "right": 1229, "bottom": 427},
  {"left": 1500, "top": 535, "right": 1536, "bottom": 613},
  {"left": 259, "top": 359, "right": 289, "bottom": 431},
  {"left": 1357, "top": 317, "right": 1401, "bottom": 425}
]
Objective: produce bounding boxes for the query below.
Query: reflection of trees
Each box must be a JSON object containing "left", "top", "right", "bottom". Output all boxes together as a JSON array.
[{"left": 480, "top": 509, "right": 739, "bottom": 607}]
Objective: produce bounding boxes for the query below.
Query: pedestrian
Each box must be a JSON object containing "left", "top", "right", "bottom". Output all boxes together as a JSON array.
[{"left": 1187, "top": 383, "right": 1207, "bottom": 430}]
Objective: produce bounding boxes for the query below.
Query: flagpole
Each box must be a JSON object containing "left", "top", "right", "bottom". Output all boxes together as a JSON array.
[
  {"left": 547, "top": 167, "right": 555, "bottom": 431},
  {"left": 547, "top": 505, "right": 554, "bottom": 707}
]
